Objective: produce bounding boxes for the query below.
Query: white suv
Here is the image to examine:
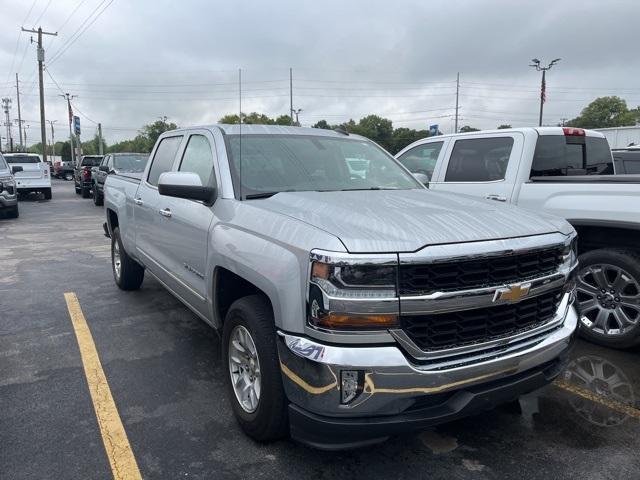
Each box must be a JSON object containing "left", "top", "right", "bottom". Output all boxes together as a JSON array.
[{"left": 3, "top": 153, "right": 52, "bottom": 199}]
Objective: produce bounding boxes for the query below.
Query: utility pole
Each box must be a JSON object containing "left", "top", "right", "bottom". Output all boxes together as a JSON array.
[
  {"left": 15, "top": 73, "right": 23, "bottom": 150},
  {"left": 22, "top": 26, "right": 57, "bottom": 162},
  {"left": 454, "top": 72, "right": 460, "bottom": 134},
  {"left": 98, "top": 123, "right": 104, "bottom": 155},
  {"left": 59, "top": 93, "right": 77, "bottom": 165},
  {"left": 46, "top": 120, "right": 57, "bottom": 157},
  {"left": 289, "top": 67, "right": 294, "bottom": 124},
  {"left": 2, "top": 98, "right": 12, "bottom": 152},
  {"left": 560, "top": 118, "right": 568, "bottom": 127},
  {"left": 529, "top": 58, "right": 560, "bottom": 127}
]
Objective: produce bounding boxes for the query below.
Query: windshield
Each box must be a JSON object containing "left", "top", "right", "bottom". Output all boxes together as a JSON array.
[
  {"left": 81, "top": 156, "right": 103, "bottom": 166},
  {"left": 5, "top": 155, "right": 40, "bottom": 164},
  {"left": 225, "top": 134, "right": 421, "bottom": 198},
  {"left": 114, "top": 154, "right": 148, "bottom": 171}
]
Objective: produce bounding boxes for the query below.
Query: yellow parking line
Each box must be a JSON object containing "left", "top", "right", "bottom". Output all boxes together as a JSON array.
[
  {"left": 64, "top": 292, "right": 142, "bottom": 480},
  {"left": 554, "top": 379, "right": 640, "bottom": 420}
]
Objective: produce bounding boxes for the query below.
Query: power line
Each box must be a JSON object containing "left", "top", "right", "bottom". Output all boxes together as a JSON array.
[
  {"left": 3, "top": 0, "right": 39, "bottom": 96},
  {"left": 48, "top": 0, "right": 115, "bottom": 66}
]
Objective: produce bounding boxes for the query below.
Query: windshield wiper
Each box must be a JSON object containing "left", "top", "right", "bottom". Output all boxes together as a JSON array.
[
  {"left": 340, "top": 187, "right": 398, "bottom": 191},
  {"left": 244, "top": 190, "right": 299, "bottom": 200}
]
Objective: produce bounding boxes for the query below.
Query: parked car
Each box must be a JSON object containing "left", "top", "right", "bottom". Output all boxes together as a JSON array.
[
  {"left": 0, "top": 152, "right": 19, "bottom": 218},
  {"left": 74, "top": 155, "right": 103, "bottom": 198},
  {"left": 612, "top": 146, "right": 640, "bottom": 174},
  {"left": 397, "top": 127, "right": 640, "bottom": 348},
  {"left": 53, "top": 158, "right": 74, "bottom": 180},
  {"left": 91, "top": 152, "right": 148, "bottom": 206},
  {"left": 3, "top": 153, "right": 52, "bottom": 199},
  {"left": 104, "top": 125, "right": 578, "bottom": 448}
]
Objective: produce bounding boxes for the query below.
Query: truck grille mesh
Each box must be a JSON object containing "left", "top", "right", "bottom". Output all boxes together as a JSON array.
[
  {"left": 399, "top": 246, "right": 564, "bottom": 295},
  {"left": 401, "top": 289, "right": 563, "bottom": 351}
]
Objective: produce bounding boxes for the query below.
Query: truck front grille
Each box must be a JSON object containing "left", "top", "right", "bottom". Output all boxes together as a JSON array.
[
  {"left": 401, "top": 288, "right": 563, "bottom": 351},
  {"left": 399, "top": 246, "right": 564, "bottom": 295}
]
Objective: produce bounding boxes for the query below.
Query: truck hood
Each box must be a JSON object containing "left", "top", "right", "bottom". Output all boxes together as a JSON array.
[{"left": 252, "top": 189, "right": 568, "bottom": 252}]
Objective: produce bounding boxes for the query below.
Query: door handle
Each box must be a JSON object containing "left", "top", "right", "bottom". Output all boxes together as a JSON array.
[
  {"left": 485, "top": 194, "right": 507, "bottom": 202},
  {"left": 134, "top": 198, "right": 143, "bottom": 206},
  {"left": 158, "top": 208, "right": 172, "bottom": 218}
]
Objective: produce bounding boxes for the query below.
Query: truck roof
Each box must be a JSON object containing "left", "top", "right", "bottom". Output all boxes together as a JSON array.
[
  {"left": 425, "top": 127, "right": 606, "bottom": 139},
  {"left": 169, "top": 124, "right": 359, "bottom": 139}
]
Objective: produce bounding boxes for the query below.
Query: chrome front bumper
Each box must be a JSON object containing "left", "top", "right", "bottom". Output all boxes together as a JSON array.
[{"left": 277, "top": 301, "right": 577, "bottom": 418}]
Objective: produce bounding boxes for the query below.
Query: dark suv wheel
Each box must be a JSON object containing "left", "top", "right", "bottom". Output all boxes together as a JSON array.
[
  {"left": 576, "top": 249, "right": 640, "bottom": 348},
  {"left": 93, "top": 184, "right": 103, "bottom": 206}
]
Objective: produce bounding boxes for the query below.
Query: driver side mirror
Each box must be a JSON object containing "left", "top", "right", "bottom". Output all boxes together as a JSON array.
[
  {"left": 99, "top": 165, "right": 110, "bottom": 173},
  {"left": 412, "top": 172, "right": 430, "bottom": 187},
  {"left": 11, "top": 166, "right": 23, "bottom": 174},
  {"left": 158, "top": 171, "right": 216, "bottom": 204}
]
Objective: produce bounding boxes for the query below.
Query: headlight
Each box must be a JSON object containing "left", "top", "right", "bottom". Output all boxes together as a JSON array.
[
  {"left": 561, "top": 234, "right": 578, "bottom": 269},
  {"left": 0, "top": 176, "right": 15, "bottom": 192},
  {"left": 308, "top": 253, "right": 399, "bottom": 330}
]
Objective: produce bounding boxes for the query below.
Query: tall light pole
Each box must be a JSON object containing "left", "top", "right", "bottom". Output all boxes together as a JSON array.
[
  {"left": 292, "top": 108, "right": 302, "bottom": 126},
  {"left": 529, "top": 58, "right": 560, "bottom": 127},
  {"left": 59, "top": 93, "right": 77, "bottom": 165}
]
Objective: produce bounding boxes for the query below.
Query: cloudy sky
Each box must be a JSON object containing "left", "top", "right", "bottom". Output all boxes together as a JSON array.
[{"left": 1, "top": 0, "right": 639, "bottom": 146}]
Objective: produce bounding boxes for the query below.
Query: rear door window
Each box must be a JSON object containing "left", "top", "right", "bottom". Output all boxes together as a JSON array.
[
  {"left": 147, "top": 136, "right": 183, "bottom": 186},
  {"left": 444, "top": 137, "right": 513, "bottom": 182},
  {"left": 179, "top": 135, "right": 216, "bottom": 186},
  {"left": 531, "top": 136, "right": 613, "bottom": 176},
  {"left": 397, "top": 142, "right": 443, "bottom": 179}
]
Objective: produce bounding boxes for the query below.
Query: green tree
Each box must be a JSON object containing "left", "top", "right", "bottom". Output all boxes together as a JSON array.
[
  {"left": 497, "top": 124, "right": 512, "bottom": 129},
  {"left": 349, "top": 115, "right": 394, "bottom": 150},
  {"left": 567, "top": 96, "right": 640, "bottom": 129},
  {"left": 391, "top": 127, "right": 429, "bottom": 154},
  {"left": 274, "top": 115, "right": 293, "bottom": 126},
  {"left": 312, "top": 119, "right": 332, "bottom": 130},
  {"left": 82, "top": 133, "right": 107, "bottom": 155},
  {"left": 60, "top": 141, "right": 72, "bottom": 162},
  {"left": 142, "top": 120, "right": 178, "bottom": 148},
  {"left": 459, "top": 125, "right": 480, "bottom": 133},
  {"left": 219, "top": 113, "right": 241, "bottom": 124}
]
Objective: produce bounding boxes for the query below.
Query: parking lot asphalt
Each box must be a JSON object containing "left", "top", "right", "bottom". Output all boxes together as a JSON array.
[{"left": 1, "top": 179, "right": 640, "bottom": 480}]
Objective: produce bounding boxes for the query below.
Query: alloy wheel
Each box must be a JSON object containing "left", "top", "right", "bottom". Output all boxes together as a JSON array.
[
  {"left": 228, "top": 325, "right": 261, "bottom": 413},
  {"left": 576, "top": 264, "right": 640, "bottom": 336},
  {"left": 113, "top": 241, "right": 122, "bottom": 281}
]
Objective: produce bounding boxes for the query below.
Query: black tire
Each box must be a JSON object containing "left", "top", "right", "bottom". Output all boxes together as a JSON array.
[
  {"left": 75, "top": 181, "right": 81, "bottom": 194},
  {"left": 43, "top": 188, "right": 52, "bottom": 200},
  {"left": 222, "top": 295, "right": 288, "bottom": 442},
  {"left": 576, "top": 249, "right": 640, "bottom": 349},
  {"left": 7, "top": 205, "right": 19, "bottom": 218},
  {"left": 81, "top": 186, "right": 91, "bottom": 198},
  {"left": 111, "top": 226, "right": 144, "bottom": 290},
  {"left": 93, "top": 184, "right": 103, "bottom": 206}
]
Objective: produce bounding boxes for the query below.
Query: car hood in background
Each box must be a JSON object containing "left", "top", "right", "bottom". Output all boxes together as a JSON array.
[{"left": 252, "top": 189, "right": 569, "bottom": 252}]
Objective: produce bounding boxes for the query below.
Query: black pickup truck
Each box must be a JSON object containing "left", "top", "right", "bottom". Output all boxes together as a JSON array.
[
  {"left": 74, "top": 155, "right": 103, "bottom": 198},
  {"left": 91, "top": 152, "right": 148, "bottom": 205}
]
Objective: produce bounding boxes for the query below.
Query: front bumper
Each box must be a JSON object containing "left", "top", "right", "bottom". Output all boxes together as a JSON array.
[{"left": 277, "top": 302, "right": 577, "bottom": 449}]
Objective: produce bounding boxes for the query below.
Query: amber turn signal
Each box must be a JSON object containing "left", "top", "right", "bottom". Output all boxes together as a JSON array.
[{"left": 314, "top": 313, "right": 399, "bottom": 329}]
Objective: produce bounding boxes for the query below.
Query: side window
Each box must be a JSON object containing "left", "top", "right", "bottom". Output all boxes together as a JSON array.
[
  {"left": 531, "top": 136, "right": 613, "bottom": 176},
  {"left": 147, "top": 136, "right": 183, "bottom": 186},
  {"left": 445, "top": 137, "right": 513, "bottom": 182},
  {"left": 179, "top": 134, "right": 216, "bottom": 186},
  {"left": 397, "top": 142, "right": 443, "bottom": 178}
]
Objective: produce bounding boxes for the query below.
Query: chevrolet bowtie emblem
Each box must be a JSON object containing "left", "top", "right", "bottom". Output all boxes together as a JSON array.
[{"left": 493, "top": 283, "right": 531, "bottom": 303}]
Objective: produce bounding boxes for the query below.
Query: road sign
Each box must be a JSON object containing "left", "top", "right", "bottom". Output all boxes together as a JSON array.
[{"left": 73, "top": 116, "right": 81, "bottom": 136}]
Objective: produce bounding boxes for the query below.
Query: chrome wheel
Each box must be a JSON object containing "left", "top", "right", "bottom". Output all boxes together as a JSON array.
[
  {"left": 576, "top": 264, "right": 640, "bottom": 336},
  {"left": 228, "top": 325, "right": 261, "bottom": 413},
  {"left": 564, "top": 355, "right": 635, "bottom": 427},
  {"left": 113, "top": 240, "right": 122, "bottom": 281}
]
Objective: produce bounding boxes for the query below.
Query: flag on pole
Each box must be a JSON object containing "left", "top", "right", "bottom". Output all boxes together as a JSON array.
[{"left": 68, "top": 102, "right": 73, "bottom": 125}]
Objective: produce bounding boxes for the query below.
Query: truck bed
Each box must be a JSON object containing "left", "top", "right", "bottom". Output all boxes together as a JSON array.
[{"left": 530, "top": 175, "right": 640, "bottom": 184}]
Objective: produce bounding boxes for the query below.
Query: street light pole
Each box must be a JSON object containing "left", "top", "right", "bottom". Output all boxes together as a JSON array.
[{"left": 529, "top": 58, "right": 560, "bottom": 127}]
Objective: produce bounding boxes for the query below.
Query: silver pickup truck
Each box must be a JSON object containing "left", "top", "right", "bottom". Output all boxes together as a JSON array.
[{"left": 104, "top": 125, "right": 578, "bottom": 449}]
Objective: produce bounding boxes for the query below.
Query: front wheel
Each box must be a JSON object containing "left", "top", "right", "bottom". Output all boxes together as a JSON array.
[
  {"left": 43, "top": 188, "right": 52, "bottom": 200},
  {"left": 93, "top": 185, "right": 103, "bottom": 206},
  {"left": 222, "top": 295, "right": 288, "bottom": 442},
  {"left": 111, "top": 226, "right": 144, "bottom": 290},
  {"left": 576, "top": 249, "right": 640, "bottom": 348}
]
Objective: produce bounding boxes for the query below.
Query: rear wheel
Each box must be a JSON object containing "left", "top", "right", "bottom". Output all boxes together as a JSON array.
[
  {"left": 93, "top": 184, "right": 103, "bottom": 206},
  {"left": 81, "top": 186, "right": 90, "bottom": 198},
  {"left": 43, "top": 188, "right": 52, "bottom": 200},
  {"left": 6, "top": 205, "right": 19, "bottom": 218},
  {"left": 222, "top": 295, "right": 288, "bottom": 442},
  {"left": 111, "top": 226, "right": 144, "bottom": 290},
  {"left": 576, "top": 249, "right": 640, "bottom": 348},
  {"left": 64, "top": 172, "right": 73, "bottom": 181}
]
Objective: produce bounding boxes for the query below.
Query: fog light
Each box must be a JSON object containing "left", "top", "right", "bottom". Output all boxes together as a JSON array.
[{"left": 340, "top": 370, "right": 363, "bottom": 404}]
